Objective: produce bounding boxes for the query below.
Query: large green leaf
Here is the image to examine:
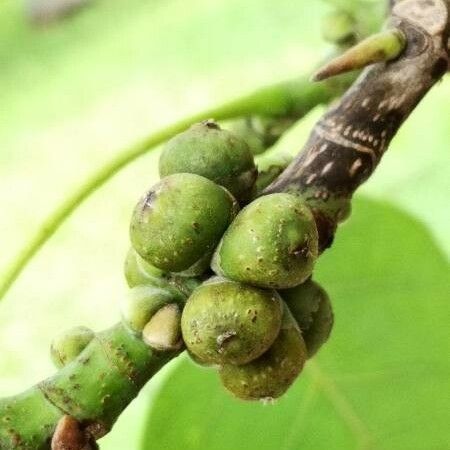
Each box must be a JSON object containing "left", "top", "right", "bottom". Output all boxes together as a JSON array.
[
  {"left": 361, "top": 80, "right": 450, "bottom": 256},
  {"left": 140, "top": 197, "right": 449, "bottom": 450}
]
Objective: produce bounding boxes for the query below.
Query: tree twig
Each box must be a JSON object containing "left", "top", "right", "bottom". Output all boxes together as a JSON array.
[{"left": 267, "top": 0, "right": 449, "bottom": 250}]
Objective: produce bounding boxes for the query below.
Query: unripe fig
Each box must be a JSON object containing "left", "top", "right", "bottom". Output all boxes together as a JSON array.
[
  {"left": 219, "top": 305, "right": 307, "bottom": 400},
  {"left": 50, "top": 326, "right": 95, "bottom": 368},
  {"left": 130, "top": 173, "right": 238, "bottom": 273},
  {"left": 255, "top": 152, "right": 293, "bottom": 195},
  {"left": 212, "top": 193, "right": 318, "bottom": 289},
  {"left": 124, "top": 247, "right": 166, "bottom": 287},
  {"left": 281, "top": 279, "right": 334, "bottom": 357},
  {"left": 120, "top": 285, "right": 177, "bottom": 333},
  {"left": 181, "top": 277, "right": 283, "bottom": 365},
  {"left": 228, "top": 116, "right": 295, "bottom": 156},
  {"left": 124, "top": 247, "right": 201, "bottom": 297},
  {"left": 159, "top": 120, "right": 257, "bottom": 203}
]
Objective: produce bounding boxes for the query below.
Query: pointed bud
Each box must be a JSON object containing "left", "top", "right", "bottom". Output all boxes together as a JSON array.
[
  {"left": 312, "top": 29, "right": 406, "bottom": 82},
  {"left": 50, "top": 326, "right": 95, "bottom": 369},
  {"left": 142, "top": 304, "right": 183, "bottom": 352}
]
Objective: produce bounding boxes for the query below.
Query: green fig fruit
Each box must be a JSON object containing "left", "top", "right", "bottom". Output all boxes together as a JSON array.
[
  {"left": 130, "top": 173, "right": 238, "bottom": 273},
  {"left": 181, "top": 277, "right": 283, "bottom": 365},
  {"left": 172, "top": 251, "right": 212, "bottom": 278},
  {"left": 159, "top": 120, "right": 257, "bottom": 203},
  {"left": 124, "top": 247, "right": 202, "bottom": 298},
  {"left": 281, "top": 279, "right": 334, "bottom": 357},
  {"left": 124, "top": 247, "right": 166, "bottom": 287},
  {"left": 255, "top": 152, "right": 293, "bottom": 194},
  {"left": 50, "top": 326, "right": 95, "bottom": 368},
  {"left": 212, "top": 193, "right": 318, "bottom": 289},
  {"left": 219, "top": 304, "right": 307, "bottom": 400},
  {"left": 120, "top": 285, "right": 178, "bottom": 334},
  {"left": 227, "top": 116, "right": 295, "bottom": 156}
]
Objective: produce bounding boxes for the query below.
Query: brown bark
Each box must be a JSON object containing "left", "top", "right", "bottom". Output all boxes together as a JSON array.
[{"left": 266, "top": 0, "right": 449, "bottom": 251}]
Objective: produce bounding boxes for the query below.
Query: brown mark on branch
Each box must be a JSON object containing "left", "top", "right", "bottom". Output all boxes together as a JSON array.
[{"left": 51, "top": 415, "right": 98, "bottom": 450}]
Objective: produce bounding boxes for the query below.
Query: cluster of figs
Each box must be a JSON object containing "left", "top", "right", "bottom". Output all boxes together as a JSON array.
[
  {"left": 51, "top": 120, "right": 333, "bottom": 401},
  {"left": 127, "top": 119, "right": 334, "bottom": 400}
]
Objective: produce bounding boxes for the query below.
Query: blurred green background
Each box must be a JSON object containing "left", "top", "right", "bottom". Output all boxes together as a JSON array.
[{"left": 0, "top": 0, "right": 448, "bottom": 449}]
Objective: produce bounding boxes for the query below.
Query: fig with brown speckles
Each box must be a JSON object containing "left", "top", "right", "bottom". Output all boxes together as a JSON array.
[
  {"left": 219, "top": 305, "right": 307, "bottom": 400},
  {"left": 159, "top": 121, "right": 257, "bottom": 204},
  {"left": 212, "top": 193, "right": 318, "bottom": 289},
  {"left": 181, "top": 277, "right": 283, "bottom": 365},
  {"left": 281, "top": 278, "right": 334, "bottom": 357},
  {"left": 130, "top": 173, "right": 238, "bottom": 273}
]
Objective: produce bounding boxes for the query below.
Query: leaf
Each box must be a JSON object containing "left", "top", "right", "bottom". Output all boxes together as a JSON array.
[
  {"left": 361, "top": 80, "right": 450, "bottom": 256},
  {"left": 140, "top": 197, "right": 449, "bottom": 450}
]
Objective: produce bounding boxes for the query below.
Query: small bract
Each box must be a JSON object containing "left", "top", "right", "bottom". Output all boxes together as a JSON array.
[
  {"left": 282, "top": 279, "right": 334, "bottom": 357},
  {"left": 50, "top": 326, "right": 95, "bottom": 368},
  {"left": 159, "top": 121, "right": 257, "bottom": 203},
  {"left": 181, "top": 277, "right": 283, "bottom": 365},
  {"left": 212, "top": 193, "right": 318, "bottom": 289},
  {"left": 124, "top": 247, "right": 166, "bottom": 288},
  {"left": 219, "top": 305, "right": 307, "bottom": 400},
  {"left": 143, "top": 304, "right": 183, "bottom": 352},
  {"left": 130, "top": 173, "right": 238, "bottom": 273}
]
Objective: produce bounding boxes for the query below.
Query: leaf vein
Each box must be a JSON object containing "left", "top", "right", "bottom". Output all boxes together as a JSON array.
[{"left": 307, "top": 361, "right": 377, "bottom": 450}]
